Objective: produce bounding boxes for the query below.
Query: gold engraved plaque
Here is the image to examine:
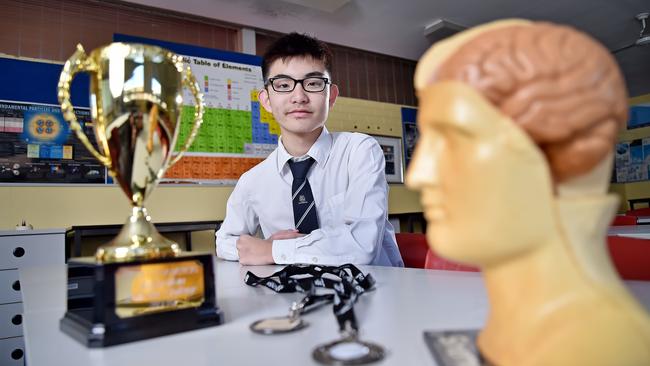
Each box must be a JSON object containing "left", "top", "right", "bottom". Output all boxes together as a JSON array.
[{"left": 115, "top": 260, "right": 205, "bottom": 318}]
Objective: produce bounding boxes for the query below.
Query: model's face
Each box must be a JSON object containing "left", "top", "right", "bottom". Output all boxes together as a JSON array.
[
  {"left": 406, "top": 81, "right": 556, "bottom": 266},
  {"left": 259, "top": 56, "right": 338, "bottom": 137}
]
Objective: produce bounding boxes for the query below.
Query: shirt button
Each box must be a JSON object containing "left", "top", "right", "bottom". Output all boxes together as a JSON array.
[{"left": 312, "top": 257, "right": 318, "bottom": 263}]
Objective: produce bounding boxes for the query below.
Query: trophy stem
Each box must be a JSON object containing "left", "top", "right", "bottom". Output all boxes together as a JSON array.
[{"left": 95, "top": 206, "right": 181, "bottom": 263}]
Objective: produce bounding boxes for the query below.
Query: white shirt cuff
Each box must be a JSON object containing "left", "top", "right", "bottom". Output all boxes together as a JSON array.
[{"left": 272, "top": 237, "right": 299, "bottom": 264}]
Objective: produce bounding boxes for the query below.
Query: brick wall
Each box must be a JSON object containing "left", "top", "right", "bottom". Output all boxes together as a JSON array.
[{"left": 0, "top": 0, "right": 240, "bottom": 62}]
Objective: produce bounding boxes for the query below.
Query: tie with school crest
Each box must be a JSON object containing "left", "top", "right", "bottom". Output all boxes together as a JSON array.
[{"left": 288, "top": 158, "right": 319, "bottom": 234}]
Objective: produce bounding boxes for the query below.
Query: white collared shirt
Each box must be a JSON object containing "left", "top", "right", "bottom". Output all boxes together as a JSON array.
[{"left": 216, "top": 127, "right": 404, "bottom": 267}]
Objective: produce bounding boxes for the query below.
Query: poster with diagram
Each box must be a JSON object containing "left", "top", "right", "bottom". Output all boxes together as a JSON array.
[
  {"left": 0, "top": 101, "right": 106, "bottom": 184},
  {"left": 0, "top": 55, "right": 107, "bottom": 184}
]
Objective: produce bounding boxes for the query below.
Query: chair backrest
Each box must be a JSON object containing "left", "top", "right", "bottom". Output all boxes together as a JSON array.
[
  {"left": 607, "top": 236, "right": 650, "bottom": 281},
  {"left": 626, "top": 207, "right": 650, "bottom": 216},
  {"left": 394, "top": 233, "right": 429, "bottom": 268},
  {"left": 612, "top": 215, "right": 638, "bottom": 226},
  {"left": 424, "top": 249, "right": 480, "bottom": 272},
  {"left": 628, "top": 198, "right": 650, "bottom": 211}
]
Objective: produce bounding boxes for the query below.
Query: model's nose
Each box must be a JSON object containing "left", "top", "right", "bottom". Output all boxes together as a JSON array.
[{"left": 405, "top": 134, "right": 440, "bottom": 190}]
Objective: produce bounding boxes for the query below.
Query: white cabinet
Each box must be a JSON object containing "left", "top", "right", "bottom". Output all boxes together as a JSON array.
[{"left": 0, "top": 229, "right": 64, "bottom": 366}]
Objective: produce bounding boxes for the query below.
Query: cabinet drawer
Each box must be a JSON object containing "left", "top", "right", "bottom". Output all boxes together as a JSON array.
[
  {"left": 0, "top": 337, "right": 25, "bottom": 366},
  {"left": 0, "top": 270, "right": 21, "bottom": 304},
  {"left": 0, "top": 303, "right": 23, "bottom": 338},
  {"left": 0, "top": 234, "right": 64, "bottom": 269}
]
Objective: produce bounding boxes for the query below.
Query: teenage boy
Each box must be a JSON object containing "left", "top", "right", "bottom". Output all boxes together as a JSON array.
[{"left": 215, "top": 33, "right": 403, "bottom": 267}]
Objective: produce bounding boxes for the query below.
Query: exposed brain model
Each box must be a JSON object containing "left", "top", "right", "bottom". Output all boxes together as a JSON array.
[{"left": 428, "top": 22, "right": 627, "bottom": 182}]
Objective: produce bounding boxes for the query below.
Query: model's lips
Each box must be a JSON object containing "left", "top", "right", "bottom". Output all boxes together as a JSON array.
[
  {"left": 421, "top": 197, "right": 445, "bottom": 221},
  {"left": 423, "top": 206, "right": 446, "bottom": 222}
]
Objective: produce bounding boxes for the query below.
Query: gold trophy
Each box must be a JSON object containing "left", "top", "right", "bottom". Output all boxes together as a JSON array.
[{"left": 57, "top": 43, "right": 223, "bottom": 347}]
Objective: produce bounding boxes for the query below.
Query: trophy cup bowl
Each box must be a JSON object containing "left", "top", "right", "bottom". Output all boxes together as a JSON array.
[{"left": 57, "top": 43, "right": 223, "bottom": 347}]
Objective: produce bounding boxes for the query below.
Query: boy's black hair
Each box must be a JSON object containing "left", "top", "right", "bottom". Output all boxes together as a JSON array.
[{"left": 262, "top": 32, "right": 333, "bottom": 81}]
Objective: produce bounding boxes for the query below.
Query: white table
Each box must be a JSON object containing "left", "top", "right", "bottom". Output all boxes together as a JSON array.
[
  {"left": 636, "top": 216, "right": 650, "bottom": 225},
  {"left": 19, "top": 260, "right": 650, "bottom": 366},
  {"left": 608, "top": 225, "right": 650, "bottom": 239}
]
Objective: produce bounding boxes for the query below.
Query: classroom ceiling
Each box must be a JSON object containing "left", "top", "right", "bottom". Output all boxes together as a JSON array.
[{"left": 124, "top": 0, "right": 650, "bottom": 97}]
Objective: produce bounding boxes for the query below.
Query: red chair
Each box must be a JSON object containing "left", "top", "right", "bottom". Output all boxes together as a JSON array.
[
  {"left": 612, "top": 215, "right": 638, "bottom": 226},
  {"left": 395, "top": 233, "right": 429, "bottom": 268},
  {"left": 424, "top": 249, "right": 480, "bottom": 272},
  {"left": 626, "top": 207, "right": 650, "bottom": 216},
  {"left": 607, "top": 236, "right": 650, "bottom": 281}
]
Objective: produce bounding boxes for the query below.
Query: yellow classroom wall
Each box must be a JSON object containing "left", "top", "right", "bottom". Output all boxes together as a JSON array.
[
  {"left": 0, "top": 96, "right": 422, "bottom": 230},
  {"left": 3, "top": 90, "right": 650, "bottom": 228},
  {"left": 610, "top": 93, "right": 650, "bottom": 211}
]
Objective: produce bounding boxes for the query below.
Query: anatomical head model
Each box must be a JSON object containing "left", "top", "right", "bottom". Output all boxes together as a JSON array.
[{"left": 407, "top": 19, "right": 650, "bottom": 366}]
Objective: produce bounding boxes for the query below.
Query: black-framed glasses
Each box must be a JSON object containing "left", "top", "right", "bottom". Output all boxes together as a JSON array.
[{"left": 266, "top": 76, "right": 330, "bottom": 93}]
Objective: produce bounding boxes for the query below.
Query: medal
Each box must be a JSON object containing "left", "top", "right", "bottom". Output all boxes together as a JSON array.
[
  {"left": 250, "top": 296, "right": 309, "bottom": 334},
  {"left": 245, "top": 264, "right": 384, "bottom": 364},
  {"left": 250, "top": 293, "right": 334, "bottom": 334},
  {"left": 313, "top": 327, "right": 385, "bottom": 365}
]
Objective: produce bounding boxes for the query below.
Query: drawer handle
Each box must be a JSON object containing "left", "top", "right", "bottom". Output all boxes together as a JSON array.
[
  {"left": 11, "top": 314, "right": 22, "bottom": 325},
  {"left": 12, "top": 280, "right": 21, "bottom": 291},
  {"left": 11, "top": 348, "right": 24, "bottom": 360},
  {"left": 13, "top": 247, "right": 25, "bottom": 258}
]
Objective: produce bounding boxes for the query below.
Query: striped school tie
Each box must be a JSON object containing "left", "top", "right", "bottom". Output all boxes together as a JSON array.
[{"left": 288, "top": 158, "right": 319, "bottom": 234}]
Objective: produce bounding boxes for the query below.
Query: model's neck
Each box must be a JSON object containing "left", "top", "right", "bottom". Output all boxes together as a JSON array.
[
  {"left": 281, "top": 127, "right": 323, "bottom": 157},
  {"left": 479, "top": 231, "right": 588, "bottom": 364},
  {"left": 555, "top": 194, "right": 624, "bottom": 292}
]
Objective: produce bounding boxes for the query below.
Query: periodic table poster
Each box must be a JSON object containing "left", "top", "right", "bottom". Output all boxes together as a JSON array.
[{"left": 115, "top": 34, "right": 280, "bottom": 185}]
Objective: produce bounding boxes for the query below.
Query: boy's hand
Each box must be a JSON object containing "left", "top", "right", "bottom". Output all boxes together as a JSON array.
[
  {"left": 236, "top": 230, "right": 305, "bottom": 265},
  {"left": 269, "top": 229, "right": 304, "bottom": 241},
  {"left": 236, "top": 235, "right": 274, "bottom": 265}
]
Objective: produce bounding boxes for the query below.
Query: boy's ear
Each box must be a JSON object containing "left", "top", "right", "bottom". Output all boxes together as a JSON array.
[
  {"left": 329, "top": 84, "right": 339, "bottom": 108},
  {"left": 259, "top": 88, "right": 273, "bottom": 113}
]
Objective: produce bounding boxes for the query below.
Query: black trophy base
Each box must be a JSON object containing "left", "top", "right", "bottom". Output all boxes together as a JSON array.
[
  {"left": 423, "top": 329, "right": 493, "bottom": 366},
  {"left": 60, "top": 253, "right": 224, "bottom": 347},
  {"left": 60, "top": 304, "right": 224, "bottom": 347}
]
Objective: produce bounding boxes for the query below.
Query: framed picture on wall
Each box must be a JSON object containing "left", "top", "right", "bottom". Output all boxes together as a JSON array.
[{"left": 370, "top": 135, "right": 404, "bottom": 183}]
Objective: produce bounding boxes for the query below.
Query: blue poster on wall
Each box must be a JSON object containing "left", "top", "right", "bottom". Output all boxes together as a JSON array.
[
  {"left": 628, "top": 104, "right": 650, "bottom": 129},
  {"left": 0, "top": 56, "right": 107, "bottom": 184},
  {"left": 401, "top": 107, "right": 418, "bottom": 168},
  {"left": 0, "top": 100, "right": 105, "bottom": 184}
]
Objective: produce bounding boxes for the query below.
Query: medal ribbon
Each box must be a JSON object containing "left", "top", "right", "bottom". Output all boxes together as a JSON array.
[{"left": 244, "top": 263, "right": 375, "bottom": 333}]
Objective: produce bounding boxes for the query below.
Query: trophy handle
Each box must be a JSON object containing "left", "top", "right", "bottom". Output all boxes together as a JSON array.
[
  {"left": 57, "top": 44, "right": 111, "bottom": 167},
  {"left": 168, "top": 61, "right": 204, "bottom": 167}
]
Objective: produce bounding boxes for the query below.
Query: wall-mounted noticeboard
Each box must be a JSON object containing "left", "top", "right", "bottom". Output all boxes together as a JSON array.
[{"left": 614, "top": 138, "right": 650, "bottom": 183}]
